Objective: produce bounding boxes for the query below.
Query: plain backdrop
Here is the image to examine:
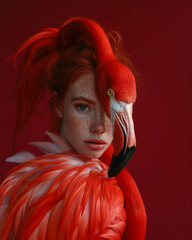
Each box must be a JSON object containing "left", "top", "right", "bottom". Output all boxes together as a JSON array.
[{"left": 0, "top": 0, "right": 191, "bottom": 239}]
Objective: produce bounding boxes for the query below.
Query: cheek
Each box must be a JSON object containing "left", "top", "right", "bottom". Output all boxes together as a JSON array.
[
  {"left": 63, "top": 109, "right": 89, "bottom": 138},
  {"left": 105, "top": 119, "right": 113, "bottom": 139}
]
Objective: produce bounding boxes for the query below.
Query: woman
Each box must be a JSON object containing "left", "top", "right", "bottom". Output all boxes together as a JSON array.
[{"left": 0, "top": 17, "right": 146, "bottom": 239}]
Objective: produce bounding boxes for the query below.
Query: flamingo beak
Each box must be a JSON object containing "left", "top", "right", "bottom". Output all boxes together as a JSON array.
[{"left": 108, "top": 101, "right": 136, "bottom": 177}]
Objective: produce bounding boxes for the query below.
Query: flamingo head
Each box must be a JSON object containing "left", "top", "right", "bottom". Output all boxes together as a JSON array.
[{"left": 96, "top": 60, "right": 136, "bottom": 177}]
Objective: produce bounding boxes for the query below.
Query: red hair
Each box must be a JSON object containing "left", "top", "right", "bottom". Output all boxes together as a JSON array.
[{"left": 13, "top": 17, "right": 136, "bottom": 145}]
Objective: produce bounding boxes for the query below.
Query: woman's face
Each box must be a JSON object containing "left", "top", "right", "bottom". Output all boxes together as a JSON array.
[{"left": 57, "top": 73, "right": 113, "bottom": 159}]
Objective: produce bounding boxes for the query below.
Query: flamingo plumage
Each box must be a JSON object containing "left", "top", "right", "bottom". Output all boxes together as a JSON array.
[
  {"left": 0, "top": 18, "right": 146, "bottom": 239},
  {"left": 0, "top": 155, "right": 125, "bottom": 239}
]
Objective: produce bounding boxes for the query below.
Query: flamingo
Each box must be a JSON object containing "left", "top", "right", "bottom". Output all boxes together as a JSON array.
[{"left": 0, "top": 18, "right": 146, "bottom": 239}]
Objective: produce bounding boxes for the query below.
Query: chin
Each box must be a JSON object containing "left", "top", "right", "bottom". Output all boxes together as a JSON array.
[{"left": 82, "top": 150, "right": 105, "bottom": 160}]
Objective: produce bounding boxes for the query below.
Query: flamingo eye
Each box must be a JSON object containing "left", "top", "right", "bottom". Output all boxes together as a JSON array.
[{"left": 107, "top": 88, "right": 114, "bottom": 97}]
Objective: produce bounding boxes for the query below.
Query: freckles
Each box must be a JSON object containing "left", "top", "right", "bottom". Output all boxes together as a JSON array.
[
  {"left": 70, "top": 118, "right": 82, "bottom": 130},
  {"left": 106, "top": 124, "right": 113, "bottom": 143},
  {"left": 68, "top": 112, "right": 89, "bottom": 132},
  {"left": 81, "top": 120, "right": 89, "bottom": 131},
  {"left": 106, "top": 120, "right": 112, "bottom": 132}
]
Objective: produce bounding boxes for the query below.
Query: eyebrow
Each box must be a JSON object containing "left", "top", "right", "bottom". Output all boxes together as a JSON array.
[{"left": 72, "top": 96, "right": 95, "bottom": 104}]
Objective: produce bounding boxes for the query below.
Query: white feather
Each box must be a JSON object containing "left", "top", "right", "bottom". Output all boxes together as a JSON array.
[
  {"left": 29, "top": 141, "right": 61, "bottom": 154},
  {"left": 29, "top": 132, "right": 71, "bottom": 154},
  {"left": 45, "top": 131, "right": 71, "bottom": 152},
  {"left": 6, "top": 151, "right": 35, "bottom": 163}
]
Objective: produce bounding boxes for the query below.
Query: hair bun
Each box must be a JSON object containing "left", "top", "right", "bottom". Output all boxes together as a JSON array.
[{"left": 57, "top": 17, "right": 115, "bottom": 67}]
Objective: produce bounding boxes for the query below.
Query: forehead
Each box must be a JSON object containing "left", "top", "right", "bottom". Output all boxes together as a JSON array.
[{"left": 66, "top": 73, "right": 96, "bottom": 100}]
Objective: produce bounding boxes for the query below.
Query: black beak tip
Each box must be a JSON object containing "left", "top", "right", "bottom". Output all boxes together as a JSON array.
[{"left": 108, "top": 146, "right": 136, "bottom": 178}]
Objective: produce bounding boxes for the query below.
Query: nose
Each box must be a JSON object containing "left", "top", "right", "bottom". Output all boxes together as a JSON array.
[{"left": 90, "top": 111, "right": 106, "bottom": 134}]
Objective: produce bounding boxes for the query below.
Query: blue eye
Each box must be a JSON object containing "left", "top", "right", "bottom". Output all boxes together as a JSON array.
[{"left": 78, "top": 104, "right": 89, "bottom": 111}]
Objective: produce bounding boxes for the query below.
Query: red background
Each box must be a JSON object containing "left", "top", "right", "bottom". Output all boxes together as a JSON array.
[{"left": 0, "top": 0, "right": 191, "bottom": 239}]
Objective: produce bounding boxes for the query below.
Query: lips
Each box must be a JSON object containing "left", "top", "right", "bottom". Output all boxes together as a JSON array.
[{"left": 84, "top": 139, "right": 107, "bottom": 150}]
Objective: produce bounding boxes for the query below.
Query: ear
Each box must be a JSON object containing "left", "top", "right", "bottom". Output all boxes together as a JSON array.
[
  {"left": 55, "top": 104, "right": 63, "bottom": 118},
  {"left": 53, "top": 91, "right": 64, "bottom": 118}
]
